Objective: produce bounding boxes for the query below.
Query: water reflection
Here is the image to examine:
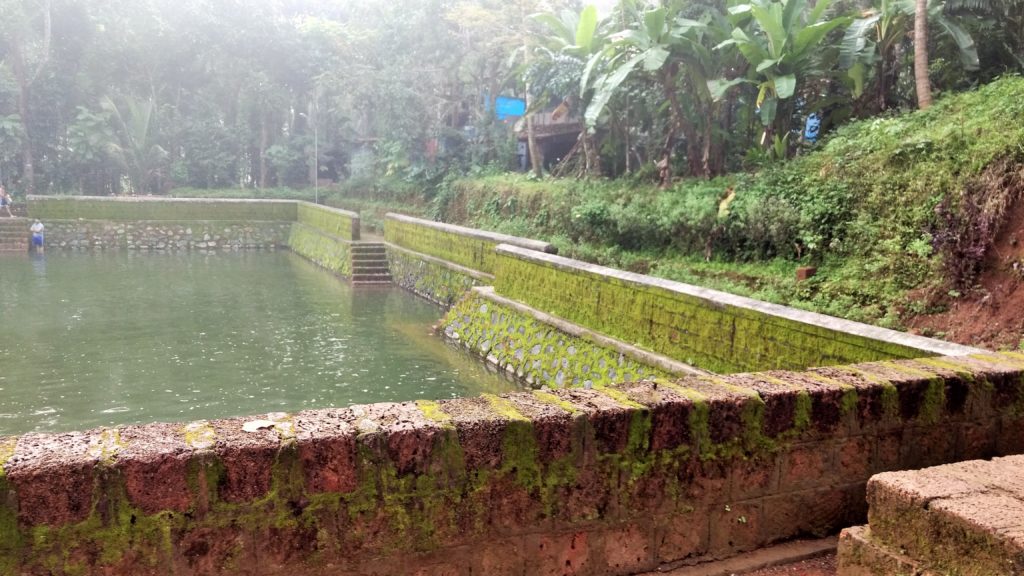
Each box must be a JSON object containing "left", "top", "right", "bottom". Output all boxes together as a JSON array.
[{"left": 0, "top": 251, "right": 518, "bottom": 434}]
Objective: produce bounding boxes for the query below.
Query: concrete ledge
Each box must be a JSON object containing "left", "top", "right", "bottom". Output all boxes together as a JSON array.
[{"left": 2, "top": 352, "right": 1023, "bottom": 574}]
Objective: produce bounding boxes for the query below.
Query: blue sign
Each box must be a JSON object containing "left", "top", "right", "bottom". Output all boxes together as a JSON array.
[
  {"left": 804, "top": 113, "right": 821, "bottom": 144},
  {"left": 495, "top": 97, "right": 526, "bottom": 120}
]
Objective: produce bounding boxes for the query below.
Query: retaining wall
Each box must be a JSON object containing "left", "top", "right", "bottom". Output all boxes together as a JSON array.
[
  {"left": 28, "top": 196, "right": 297, "bottom": 221},
  {"left": 493, "top": 244, "right": 977, "bottom": 374},
  {"left": 287, "top": 204, "right": 361, "bottom": 276},
  {"left": 383, "top": 214, "right": 557, "bottom": 307},
  {"left": 2, "top": 352, "right": 1023, "bottom": 575},
  {"left": 41, "top": 220, "right": 291, "bottom": 251},
  {"left": 24, "top": 198, "right": 361, "bottom": 275},
  {"left": 444, "top": 287, "right": 704, "bottom": 388}
]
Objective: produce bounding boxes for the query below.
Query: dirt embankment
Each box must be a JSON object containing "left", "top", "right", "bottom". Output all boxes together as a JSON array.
[{"left": 909, "top": 193, "right": 1024, "bottom": 349}]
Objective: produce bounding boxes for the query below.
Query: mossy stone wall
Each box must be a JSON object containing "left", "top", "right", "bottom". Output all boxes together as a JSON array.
[
  {"left": 388, "top": 247, "right": 484, "bottom": 307},
  {"left": 384, "top": 213, "right": 556, "bottom": 275},
  {"left": 444, "top": 291, "right": 670, "bottom": 388},
  {"left": 42, "top": 220, "right": 291, "bottom": 251},
  {"left": 296, "top": 202, "right": 359, "bottom": 241},
  {"left": 25, "top": 197, "right": 363, "bottom": 278},
  {"left": 28, "top": 196, "right": 297, "bottom": 221},
  {"left": 493, "top": 245, "right": 979, "bottom": 374},
  {"left": 1, "top": 353, "right": 1023, "bottom": 574},
  {"left": 287, "top": 223, "right": 352, "bottom": 276}
]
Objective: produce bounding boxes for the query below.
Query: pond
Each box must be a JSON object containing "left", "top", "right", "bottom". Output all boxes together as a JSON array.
[{"left": 0, "top": 251, "right": 517, "bottom": 435}]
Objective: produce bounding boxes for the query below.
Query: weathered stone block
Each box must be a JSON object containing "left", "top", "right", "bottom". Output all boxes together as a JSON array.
[
  {"left": 708, "top": 500, "right": 763, "bottom": 555},
  {"left": 117, "top": 423, "right": 196, "bottom": 514},
  {"left": 656, "top": 508, "right": 710, "bottom": 564},
  {"left": 527, "top": 531, "right": 592, "bottom": 575},
  {"left": 294, "top": 410, "right": 358, "bottom": 494},
  {"left": 599, "top": 523, "right": 657, "bottom": 574},
  {"left": 780, "top": 444, "right": 834, "bottom": 491},
  {"left": 5, "top": 431, "right": 100, "bottom": 525}
]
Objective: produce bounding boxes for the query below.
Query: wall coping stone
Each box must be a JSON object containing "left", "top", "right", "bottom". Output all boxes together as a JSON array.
[
  {"left": 386, "top": 212, "right": 558, "bottom": 254},
  {"left": 296, "top": 201, "right": 359, "bottom": 221},
  {"left": 495, "top": 243, "right": 983, "bottom": 359},
  {"left": 29, "top": 194, "right": 296, "bottom": 208}
]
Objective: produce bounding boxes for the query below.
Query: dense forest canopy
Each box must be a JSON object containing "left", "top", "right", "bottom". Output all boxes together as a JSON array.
[{"left": 0, "top": 0, "right": 1019, "bottom": 195}]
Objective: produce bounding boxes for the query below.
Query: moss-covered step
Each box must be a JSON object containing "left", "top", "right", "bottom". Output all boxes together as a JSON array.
[{"left": 846, "top": 455, "right": 1024, "bottom": 576}]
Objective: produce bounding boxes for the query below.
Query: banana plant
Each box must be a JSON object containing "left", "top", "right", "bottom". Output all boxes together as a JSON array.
[
  {"left": 580, "top": 1, "right": 731, "bottom": 180},
  {"left": 582, "top": 3, "right": 705, "bottom": 130},
  {"left": 711, "top": 0, "right": 851, "bottom": 131}
]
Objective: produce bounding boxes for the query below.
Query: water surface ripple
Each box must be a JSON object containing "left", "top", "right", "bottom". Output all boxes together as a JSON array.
[{"left": 0, "top": 251, "right": 516, "bottom": 434}]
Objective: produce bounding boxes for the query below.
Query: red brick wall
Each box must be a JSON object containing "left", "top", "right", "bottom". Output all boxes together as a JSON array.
[{"left": 1, "top": 352, "right": 1022, "bottom": 575}]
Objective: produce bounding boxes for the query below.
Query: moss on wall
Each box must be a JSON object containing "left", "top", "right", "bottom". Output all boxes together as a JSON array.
[
  {"left": 443, "top": 292, "right": 671, "bottom": 388},
  {"left": 388, "top": 249, "right": 483, "bottom": 308},
  {"left": 493, "top": 251, "right": 927, "bottom": 373},
  {"left": 28, "top": 197, "right": 297, "bottom": 221},
  {"left": 296, "top": 203, "right": 358, "bottom": 241},
  {"left": 287, "top": 223, "right": 352, "bottom": 276},
  {"left": 385, "top": 216, "right": 501, "bottom": 274}
]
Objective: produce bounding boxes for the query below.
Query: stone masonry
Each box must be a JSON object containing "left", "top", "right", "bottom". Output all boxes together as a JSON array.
[
  {"left": 838, "top": 455, "right": 1024, "bottom": 575},
  {"left": 2, "top": 352, "right": 1024, "bottom": 575},
  {"left": 42, "top": 220, "right": 291, "bottom": 251}
]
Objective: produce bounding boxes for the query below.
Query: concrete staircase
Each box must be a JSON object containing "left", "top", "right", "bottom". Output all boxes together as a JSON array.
[
  {"left": 351, "top": 243, "right": 391, "bottom": 285},
  {"left": 0, "top": 217, "right": 29, "bottom": 253},
  {"left": 838, "top": 455, "right": 1024, "bottom": 575}
]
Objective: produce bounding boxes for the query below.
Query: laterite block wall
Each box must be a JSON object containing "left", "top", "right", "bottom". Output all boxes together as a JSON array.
[
  {"left": 2, "top": 352, "right": 1022, "bottom": 575},
  {"left": 493, "top": 245, "right": 976, "bottom": 374}
]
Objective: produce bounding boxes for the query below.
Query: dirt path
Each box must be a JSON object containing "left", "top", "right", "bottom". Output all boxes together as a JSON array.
[{"left": 739, "top": 553, "right": 836, "bottom": 575}]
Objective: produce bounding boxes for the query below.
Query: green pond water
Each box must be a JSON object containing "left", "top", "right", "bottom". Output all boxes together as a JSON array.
[{"left": 0, "top": 251, "right": 518, "bottom": 435}]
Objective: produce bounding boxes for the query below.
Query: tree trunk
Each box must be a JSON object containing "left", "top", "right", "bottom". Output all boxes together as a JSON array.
[
  {"left": 307, "top": 99, "right": 317, "bottom": 188},
  {"left": 914, "top": 0, "right": 932, "bottom": 109},
  {"left": 14, "top": 80, "right": 35, "bottom": 194},
  {"left": 523, "top": 43, "right": 543, "bottom": 178},
  {"left": 258, "top": 113, "right": 268, "bottom": 189},
  {"left": 6, "top": 0, "right": 52, "bottom": 195}
]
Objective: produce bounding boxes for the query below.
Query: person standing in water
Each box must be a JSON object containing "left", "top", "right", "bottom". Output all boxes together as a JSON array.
[
  {"left": 30, "top": 219, "right": 44, "bottom": 253},
  {"left": 0, "top": 186, "right": 11, "bottom": 217}
]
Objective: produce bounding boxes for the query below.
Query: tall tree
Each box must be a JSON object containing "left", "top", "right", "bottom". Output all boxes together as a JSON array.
[
  {"left": 915, "top": 0, "right": 933, "bottom": 107},
  {"left": 0, "top": 0, "right": 52, "bottom": 193}
]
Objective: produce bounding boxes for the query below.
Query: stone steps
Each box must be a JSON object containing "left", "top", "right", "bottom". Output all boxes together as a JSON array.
[
  {"left": 350, "top": 243, "right": 391, "bottom": 285},
  {"left": 0, "top": 218, "right": 29, "bottom": 252},
  {"left": 838, "top": 455, "right": 1024, "bottom": 575}
]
